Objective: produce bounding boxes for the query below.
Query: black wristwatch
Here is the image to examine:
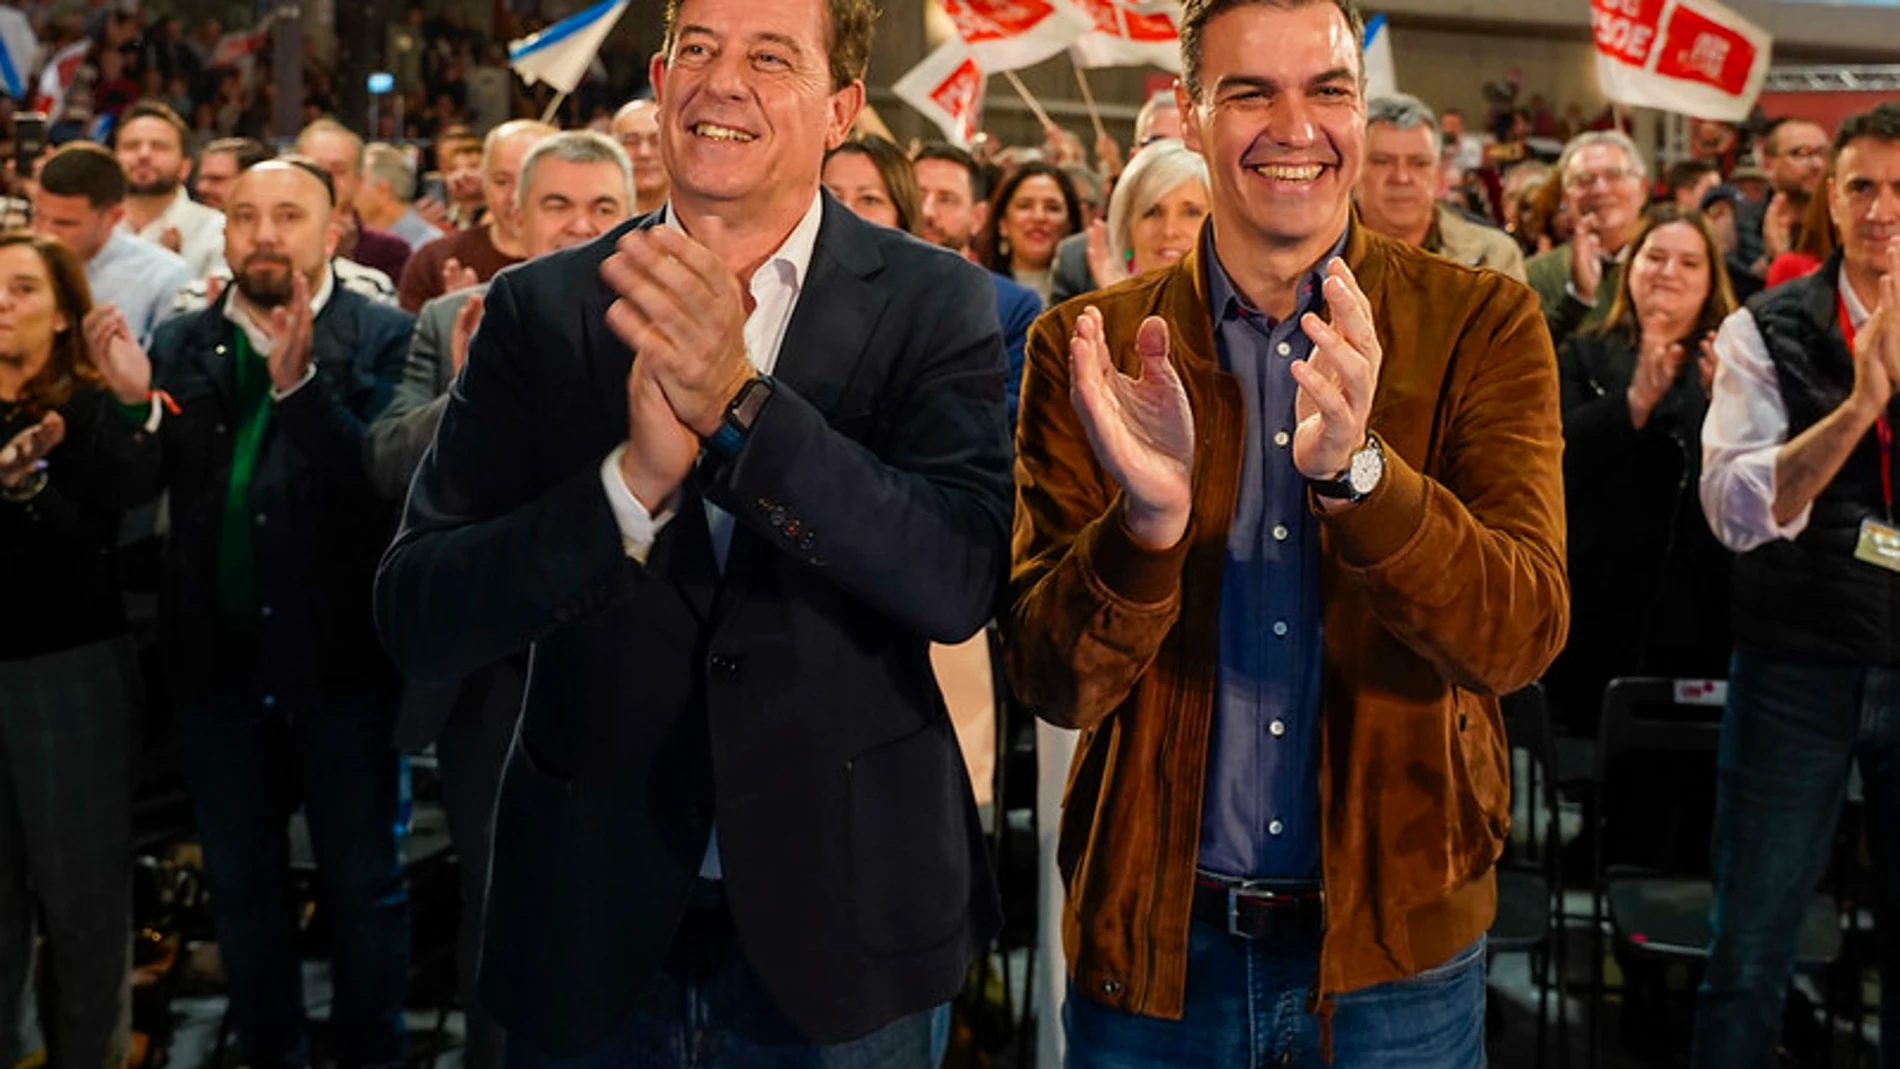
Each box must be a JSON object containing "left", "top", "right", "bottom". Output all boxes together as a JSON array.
[
  {"left": 1310, "top": 435, "right": 1385, "bottom": 503},
  {"left": 704, "top": 375, "right": 774, "bottom": 459}
]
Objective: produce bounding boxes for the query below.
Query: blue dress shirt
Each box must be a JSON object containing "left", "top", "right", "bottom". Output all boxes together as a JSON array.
[{"left": 1196, "top": 226, "right": 1348, "bottom": 881}]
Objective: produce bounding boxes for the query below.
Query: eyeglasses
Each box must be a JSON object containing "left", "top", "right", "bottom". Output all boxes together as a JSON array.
[
  {"left": 1772, "top": 145, "right": 1827, "bottom": 161},
  {"left": 1564, "top": 167, "right": 1642, "bottom": 190}
]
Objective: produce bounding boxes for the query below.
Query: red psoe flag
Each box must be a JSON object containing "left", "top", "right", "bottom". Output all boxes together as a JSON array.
[
  {"left": 895, "top": 39, "right": 987, "bottom": 148},
  {"left": 1068, "top": 0, "right": 1181, "bottom": 72},
  {"left": 1591, "top": 0, "right": 1772, "bottom": 122}
]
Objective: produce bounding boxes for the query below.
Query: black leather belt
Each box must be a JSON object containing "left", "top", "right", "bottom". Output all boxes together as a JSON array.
[{"left": 1191, "top": 874, "right": 1325, "bottom": 942}]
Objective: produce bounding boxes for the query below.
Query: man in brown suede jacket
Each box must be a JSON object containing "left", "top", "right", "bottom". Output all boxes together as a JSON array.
[{"left": 1005, "top": 0, "right": 1569, "bottom": 1064}]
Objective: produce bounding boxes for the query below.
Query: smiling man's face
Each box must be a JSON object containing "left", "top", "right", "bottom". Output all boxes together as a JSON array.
[{"left": 1179, "top": 1, "right": 1364, "bottom": 252}]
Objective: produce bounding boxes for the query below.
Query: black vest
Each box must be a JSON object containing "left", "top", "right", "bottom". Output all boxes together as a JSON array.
[{"left": 1731, "top": 251, "right": 1900, "bottom": 666}]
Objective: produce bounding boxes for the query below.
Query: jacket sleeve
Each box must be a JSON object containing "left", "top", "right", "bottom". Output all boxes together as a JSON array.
[
  {"left": 1320, "top": 280, "right": 1570, "bottom": 694},
  {"left": 272, "top": 305, "right": 410, "bottom": 492},
  {"left": 698, "top": 257, "right": 1014, "bottom": 644},
  {"left": 364, "top": 304, "right": 453, "bottom": 500},
  {"left": 1002, "top": 308, "right": 1194, "bottom": 731},
  {"left": 375, "top": 269, "right": 678, "bottom": 683}
]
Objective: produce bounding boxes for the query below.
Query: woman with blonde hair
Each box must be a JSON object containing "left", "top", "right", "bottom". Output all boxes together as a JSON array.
[{"left": 1083, "top": 138, "right": 1211, "bottom": 290}]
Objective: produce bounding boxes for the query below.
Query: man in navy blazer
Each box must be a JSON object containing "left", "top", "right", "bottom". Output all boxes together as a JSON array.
[{"left": 373, "top": 0, "right": 1011, "bottom": 1062}]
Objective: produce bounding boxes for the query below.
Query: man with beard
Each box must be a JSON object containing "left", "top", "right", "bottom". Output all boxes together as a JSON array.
[
  {"left": 84, "top": 157, "right": 415, "bottom": 1069},
  {"left": 363, "top": 130, "right": 637, "bottom": 1069},
  {"left": 1526, "top": 129, "right": 1651, "bottom": 347},
  {"left": 32, "top": 144, "right": 195, "bottom": 347},
  {"left": 113, "top": 100, "right": 227, "bottom": 276}
]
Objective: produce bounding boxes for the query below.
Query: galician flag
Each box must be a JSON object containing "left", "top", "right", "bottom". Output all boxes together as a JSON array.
[{"left": 509, "top": 0, "right": 630, "bottom": 94}]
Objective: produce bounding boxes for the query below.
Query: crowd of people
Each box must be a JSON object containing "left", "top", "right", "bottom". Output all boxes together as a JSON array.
[{"left": 1, "top": 0, "right": 1898, "bottom": 1068}]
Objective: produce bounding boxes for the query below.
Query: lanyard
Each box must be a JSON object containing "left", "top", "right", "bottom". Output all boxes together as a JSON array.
[{"left": 1839, "top": 293, "right": 1895, "bottom": 522}]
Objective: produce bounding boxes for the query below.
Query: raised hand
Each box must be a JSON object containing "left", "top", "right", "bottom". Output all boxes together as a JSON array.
[
  {"left": 1292, "top": 259, "right": 1384, "bottom": 485},
  {"left": 449, "top": 291, "right": 486, "bottom": 376},
  {"left": 159, "top": 226, "right": 183, "bottom": 254},
  {"left": 1570, "top": 213, "right": 1604, "bottom": 305},
  {"left": 264, "top": 272, "right": 315, "bottom": 392},
  {"left": 1627, "top": 332, "right": 1688, "bottom": 430},
  {"left": 441, "top": 256, "right": 480, "bottom": 295},
  {"left": 617, "top": 353, "right": 701, "bottom": 514},
  {"left": 1763, "top": 192, "right": 1796, "bottom": 260},
  {"left": 1084, "top": 219, "right": 1129, "bottom": 290},
  {"left": 1696, "top": 330, "right": 1719, "bottom": 397},
  {"left": 1068, "top": 308, "right": 1194, "bottom": 550},
  {"left": 81, "top": 303, "right": 153, "bottom": 405},
  {"left": 599, "top": 227, "right": 754, "bottom": 437},
  {"left": 0, "top": 411, "right": 66, "bottom": 486}
]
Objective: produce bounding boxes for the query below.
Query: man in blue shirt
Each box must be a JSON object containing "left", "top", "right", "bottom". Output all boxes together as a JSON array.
[{"left": 33, "top": 144, "right": 195, "bottom": 347}]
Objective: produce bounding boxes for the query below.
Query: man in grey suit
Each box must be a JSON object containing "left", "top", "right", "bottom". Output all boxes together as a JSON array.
[{"left": 362, "top": 129, "right": 634, "bottom": 1069}]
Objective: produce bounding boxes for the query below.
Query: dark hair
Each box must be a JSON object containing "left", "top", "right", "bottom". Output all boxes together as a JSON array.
[
  {"left": 1663, "top": 158, "right": 1717, "bottom": 196},
  {"left": 202, "top": 136, "right": 274, "bottom": 172},
  {"left": 38, "top": 144, "right": 126, "bottom": 208},
  {"left": 115, "top": 99, "right": 189, "bottom": 150},
  {"left": 1762, "top": 116, "right": 1826, "bottom": 157},
  {"left": 914, "top": 141, "right": 985, "bottom": 201},
  {"left": 0, "top": 232, "right": 99, "bottom": 419},
  {"left": 1830, "top": 101, "right": 1900, "bottom": 164},
  {"left": 1596, "top": 205, "right": 1737, "bottom": 345},
  {"left": 662, "top": 0, "right": 877, "bottom": 91},
  {"left": 1179, "top": 0, "right": 1365, "bottom": 98},
  {"left": 976, "top": 161, "right": 1085, "bottom": 274},
  {"left": 824, "top": 135, "right": 919, "bottom": 234}
]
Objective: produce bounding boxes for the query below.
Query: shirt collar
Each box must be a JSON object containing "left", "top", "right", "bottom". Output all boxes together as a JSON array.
[
  {"left": 1203, "top": 224, "right": 1349, "bottom": 327},
  {"left": 1841, "top": 265, "right": 1873, "bottom": 329},
  {"left": 658, "top": 191, "right": 825, "bottom": 297},
  {"left": 222, "top": 265, "right": 336, "bottom": 353}
]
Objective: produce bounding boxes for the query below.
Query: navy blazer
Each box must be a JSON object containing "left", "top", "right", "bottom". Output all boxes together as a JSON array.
[{"left": 374, "top": 195, "right": 1012, "bottom": 1054}]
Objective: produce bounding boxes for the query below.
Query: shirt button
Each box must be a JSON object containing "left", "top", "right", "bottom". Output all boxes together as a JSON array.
[
  {"left": 1271, "top": 524, "right": 1288, "bottom": 542},
  {"left": 1269, "top": 719, "right": 1286, "bottom": 737},
  {"left": 1269, "top": 819, "right": 1285, "bottom": 835},
  {"left": 1272, "top": 620, "right": 1289, "bottom": 637},
  {"left": 1274, "top": 431, "right": 1290, "bottom": 448},
  {"left": 1276, "top": 341, "right": 1292, "bottom": 357}
]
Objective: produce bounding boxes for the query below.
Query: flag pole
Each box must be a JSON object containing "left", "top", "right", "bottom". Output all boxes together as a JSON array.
[
  {"left": 1001, "top": 70, "right": 1058, "bottom": 132},
  {"left": 1070, "top": 62, "right": 1108, "bottom": 144},
  {"left": 541, "top": 90, "right": 567, "bottom": 124}
]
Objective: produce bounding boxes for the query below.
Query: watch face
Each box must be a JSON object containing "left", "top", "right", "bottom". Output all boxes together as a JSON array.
[{"left": 1348, "top": 443, "right": 1384, "bottom": 495}]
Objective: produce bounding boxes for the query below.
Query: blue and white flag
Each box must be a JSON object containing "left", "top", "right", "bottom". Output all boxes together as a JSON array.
[
  {"left": 1363, "top": 13, "right": 1397, "bottom": 100},
  {"left": 0, "top": 6, "right": 36, "bottom": 100},
  {"left": 509, "top": 0, "right": 629, "bottom": 95}
]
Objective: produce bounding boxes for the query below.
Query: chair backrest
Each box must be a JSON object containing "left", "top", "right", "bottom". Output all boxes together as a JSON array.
[
  {"left": 1594, "top": 676, "right": 1726, "bottom": 879},
  {"left": 1500, "top": 682, "right": 1564, "bottom": 869}
]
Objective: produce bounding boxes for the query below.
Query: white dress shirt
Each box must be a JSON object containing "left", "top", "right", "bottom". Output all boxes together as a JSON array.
[
  {"left": 1700, "top": 270, "right": 1872, "bottom": 553},
  {"left": 596, "top": 191, "right": 826, "bottom": 879},
  {"left": 117, "top": 188, "right": 227, "bottom": 278}
]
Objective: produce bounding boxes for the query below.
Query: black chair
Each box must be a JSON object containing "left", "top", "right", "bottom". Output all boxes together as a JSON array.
[
  {"left": 1489, "top": 683, "right": 1570, "bottom": 1069},
  {"left": 1586, "top": 677, "right": 1843, "bottom": 1068}
]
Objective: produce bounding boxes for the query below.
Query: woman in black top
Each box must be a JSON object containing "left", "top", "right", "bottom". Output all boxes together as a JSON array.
[
  {"left": 1547, "top": 205, "right": 1739, "bottom": 735},
  {"left": 0, "top": 231, "right": 144, "bottom": 1068}
]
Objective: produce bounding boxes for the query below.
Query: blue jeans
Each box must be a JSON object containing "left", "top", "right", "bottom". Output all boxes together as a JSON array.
[
  {"left": 505, "top": 907, "right": 949, "bottom": 1068},
  {"left": 1064, "top": 922, "right": 1486, "bottom": 1068},
  {"left": 176, "top": 694, "right": 410, "bottom": 1068},
  {"left": 1693, "top": 650, "right": 1900, "bottom": 1069}
]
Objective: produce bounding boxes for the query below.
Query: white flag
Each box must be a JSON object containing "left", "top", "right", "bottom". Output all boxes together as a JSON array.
[
  {"left": 1068, "top": 0, "right": 1180, "bottom": 72},
  {"left": 509, "top": 0, "right": 630, "bottom": 95},
  {"left": 1362, "top": 14, "right": 1397, "bottom": 100},
  {"left": 894, "top": 39, "right": 987, "bottom": 148},
  {"left": 34, "top": 39, "right": 88, "bottom": 120},
  {"left": 943, "top": 0, "right": 1094, "bottom": 73},
  {"left": 0, "top": 7, "right": 37, "bottom": 100},
  {"left": 1591, "top": 0, "right": 1771, "bottom": 122}
]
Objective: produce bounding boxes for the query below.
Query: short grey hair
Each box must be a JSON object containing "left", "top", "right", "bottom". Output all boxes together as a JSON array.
[
  {"left": 1106, "top": 138, "right": 1210, "bottom": 266},
  {"left": 362, "top": 143, "right": 416, "bottom": 203},
  {"left": 1366, "top": 93, "right": 1438, "bottom": 140},
  {"left": 1558, "top": 129, "right": 1649, "bottom": 182},
  {"left": 515, "top": 130, "right": 636, "bottom": 212}
]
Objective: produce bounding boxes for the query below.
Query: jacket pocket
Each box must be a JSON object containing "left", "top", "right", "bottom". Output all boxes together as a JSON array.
[
  {"left": 847, "top": 721, "right": 970, "bottom": 956},
  {"left": 1452, "top": 687, "right": 1511, "bottom": 866}
]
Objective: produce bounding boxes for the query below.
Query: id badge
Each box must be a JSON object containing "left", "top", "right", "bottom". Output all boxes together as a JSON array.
[{"left": 1855, "top": 517, "right": 1900, "bottom": 573}]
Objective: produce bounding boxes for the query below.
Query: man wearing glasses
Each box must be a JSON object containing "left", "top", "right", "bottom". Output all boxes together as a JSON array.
[
  {"left": 1743, "top": 117, "right": 1831, "bottom": 280},
  {"left": 1525, "top": 130, "right": 1650, "bottom": 347}
]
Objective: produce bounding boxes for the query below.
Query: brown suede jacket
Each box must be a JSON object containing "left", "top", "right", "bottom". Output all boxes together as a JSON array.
[{"left": 1005, "top": 221, "right": 1569, "bottom": 1025}]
